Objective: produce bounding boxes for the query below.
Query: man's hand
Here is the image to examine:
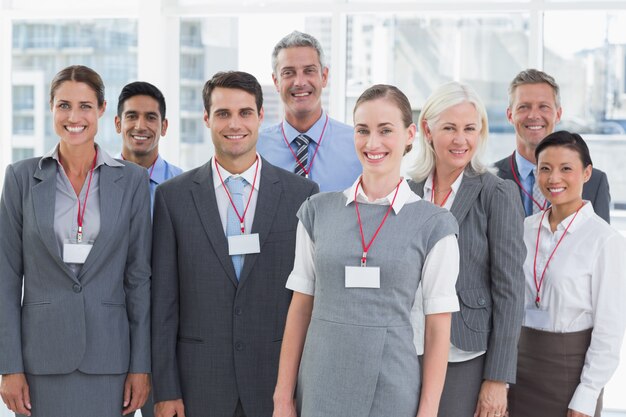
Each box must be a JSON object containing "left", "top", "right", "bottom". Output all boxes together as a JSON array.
[{"left": 155, "top": 399, "right": 186, "bottom": 417}]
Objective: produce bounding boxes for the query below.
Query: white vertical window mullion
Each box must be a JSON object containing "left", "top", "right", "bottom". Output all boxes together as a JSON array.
[
  {"left": 529, "top": 0, "right": 544, "bottom": 69},
  {"left": 330, "top": 5, "right": 348, "bottom": 123},
  {"left": 1, "top": 7, "right": 13, "bottom": 182}
]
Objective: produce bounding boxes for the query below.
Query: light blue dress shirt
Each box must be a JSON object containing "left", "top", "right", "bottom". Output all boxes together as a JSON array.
[
  {"left": 149, "top": 155, "right": 183, "bottom": 210},
  {"left": 515, "top": 151, "right": 536, "bottom": 216},
  {"left": 257, "top": 112, "right": 362, "bottom": 192},
  {"left": 116, "top": 153, "right": 183, "bottom": 212}
]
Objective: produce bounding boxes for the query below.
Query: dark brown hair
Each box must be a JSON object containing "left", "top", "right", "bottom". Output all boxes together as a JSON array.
[
  {"left": 202, "top": 71, "right": 263, "bottom": 114},
  {"left": 354, "top": 84, "right": 414, "bottom": 154},
  {"left": 49, "top": 65, "right": 105, "bottom": 108}
]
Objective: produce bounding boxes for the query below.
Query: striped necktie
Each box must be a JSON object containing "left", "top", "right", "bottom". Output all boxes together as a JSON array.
[{"left": 293, "top": 134, "right": 311, "bottom": 177}]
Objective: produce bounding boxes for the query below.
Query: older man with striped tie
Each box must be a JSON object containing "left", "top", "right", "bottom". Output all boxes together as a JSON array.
[{"left": 258, "top": 31, "right": 361, "bottom": 192}]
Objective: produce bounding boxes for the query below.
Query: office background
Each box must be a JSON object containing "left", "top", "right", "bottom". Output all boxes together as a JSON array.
[{"left": 1, "top": 0, "right": 626, "bottom": 415}]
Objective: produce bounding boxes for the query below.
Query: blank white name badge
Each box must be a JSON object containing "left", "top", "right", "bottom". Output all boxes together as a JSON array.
[
  {"left": 345, "top": 266, "right": 380, "bottom": 288},
  {"left": 228, "top": 233, "right": 261, "bottom": 255},
  {"left": 524, "top": 307, "right": 551, "bottom": 329},
  {"left": 63, "top": 242, "right": 93, "bottom": 264}
]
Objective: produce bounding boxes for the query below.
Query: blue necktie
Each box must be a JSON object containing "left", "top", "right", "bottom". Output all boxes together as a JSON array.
[
  {"left": 526, "top": 170, "right": 535, "bottom": 216},
  {"left": 226, "top": 176, "right": 245, "bottom": 280},
  {"left": 531, "top": 167, "right": 545, "bottom": 214}
]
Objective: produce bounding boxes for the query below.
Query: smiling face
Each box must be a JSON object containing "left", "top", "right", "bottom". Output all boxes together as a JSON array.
[
  {"left": 536, "top": 145, "right": 591, "bottom": 215},
  {"left": 115, "top": 95, "right": 167, "bottom": 162},
  {"left": 507, "top": 82, "right": 562, "bottom": 162},
  {"left": 51, "top": 80, "right": 105, "bottom": 148},
  {"left": 423, "top": 101, "right": 481, "bottom": 176},
  {"left": 272, "top": 46, "right": 328, "bottom": 128},
  {"left": 353, "top": 97, "right": 415, "bottom": 181},
  {"left": 204, "top": 87, "right": 263, "bottom": 171}
]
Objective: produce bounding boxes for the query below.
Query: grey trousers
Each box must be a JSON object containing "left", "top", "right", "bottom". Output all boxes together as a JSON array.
[{"left": 437, "top": 354, "right": 485, "bottom": 417}]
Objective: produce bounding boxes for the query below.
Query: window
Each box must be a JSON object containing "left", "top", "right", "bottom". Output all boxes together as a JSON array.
[{"left": 11, "top": 19, "right": 138, "bottom": 159}]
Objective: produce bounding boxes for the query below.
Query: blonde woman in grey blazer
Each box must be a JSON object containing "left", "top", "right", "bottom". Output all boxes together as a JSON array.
[
  {"left": 409, "top": 82, "right": 525, "bottom": 417},
  {"left": 0, "top": 65, "right": 151, "bottom": 417}
]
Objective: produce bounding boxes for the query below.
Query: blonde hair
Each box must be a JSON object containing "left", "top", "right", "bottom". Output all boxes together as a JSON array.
[{"left": 409, "top": 81, "right": 489, "bottom": 182}]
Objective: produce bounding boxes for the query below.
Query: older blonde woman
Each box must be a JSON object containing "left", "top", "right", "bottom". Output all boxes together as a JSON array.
[{"left": 409, "top": 82, "right": 525, "bottom": 417}]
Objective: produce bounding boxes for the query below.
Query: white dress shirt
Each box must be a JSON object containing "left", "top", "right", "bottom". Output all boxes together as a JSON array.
[
  {"left": 286, "top": 177, "right": 460, "bottom": 320},
  {"left": 412, "top": 171, "right": 486, "bottom": 361},
  {"left": 211, "top": 155, "right": 261, "bottom": 234},
  {"left": 523, "top": 202, "right": 626, "bottom": 416}
]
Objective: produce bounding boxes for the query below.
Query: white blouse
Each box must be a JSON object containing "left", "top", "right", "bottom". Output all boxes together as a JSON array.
[
  {"left": 286, "top": 177, "right": 460, "bottom": 318},
  {"left": 523, "top": 202, "right": 626, "bottom": 415}
]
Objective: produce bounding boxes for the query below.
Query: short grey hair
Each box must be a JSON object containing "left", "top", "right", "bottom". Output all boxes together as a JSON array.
[
  {"left": 271, "top": 31, "right": 327, "bottom": 75},
  {"left": 508, "top": 68, "right": 561, "bottom": 108}
]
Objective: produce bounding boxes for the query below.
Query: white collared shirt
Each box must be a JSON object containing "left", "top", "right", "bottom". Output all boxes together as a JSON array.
[
  {"left": 413, "top": 171, "right": 485, "bottom": 361},
  {"left": 523, "top": 202, "right": 626, "bottom": 415},
  {"left": 286, "top": 176, "right": 460, "bottom": 320},
  {"left": 211, "top": 155, "right": 262, "bottom": 234}
]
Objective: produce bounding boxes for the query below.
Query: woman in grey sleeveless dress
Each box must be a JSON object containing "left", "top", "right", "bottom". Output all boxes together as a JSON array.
[{"left": 273, "top": 85, "right": 461, "bottom": 417}]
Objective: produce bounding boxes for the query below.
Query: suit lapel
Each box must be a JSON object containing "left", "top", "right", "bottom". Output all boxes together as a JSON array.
[
  {"left": 450, "top": 174, "right": 483, "bottom": 225},
  {"left": 497, "top": 152, "right": 517, "bottom": 182},
  {"left": 237, "top": 160, "right": 282, "bottom": 288},
  {"left": 409, "top": 174, "right": 483, "bottom": 226},
  {"left": 191, "top": 162, "right": 238, "bottom": 287},
  {"left": 79, "top": 164, "right": 124, "bottom": 279},
  {"left": 32, "top": 160, "right": 77, "bottom": 281}
]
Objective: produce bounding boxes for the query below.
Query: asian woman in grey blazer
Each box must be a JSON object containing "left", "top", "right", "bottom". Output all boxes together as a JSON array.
[
  {"left": 409, "top": 82, "right": 526, "bottom": 417},
  {"left": 0, "top": 65, "right": 151, "bottom": 417}
]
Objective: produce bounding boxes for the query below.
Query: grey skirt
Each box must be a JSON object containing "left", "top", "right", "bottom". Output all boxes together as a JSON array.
[
  {"left": 18, "top": 371, "right": 129, "bottom": 417},
  {"left": 509, "top": 326, "right": 602, "bottom": 417}
]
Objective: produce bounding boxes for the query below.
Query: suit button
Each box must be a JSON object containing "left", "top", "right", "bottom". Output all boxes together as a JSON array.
[
  {"left": 235, "top": 341, "right": 243, "bottom": 351},
  {"left": 234, "top": 307, "right": 242, "bottom": 316},
  {"left": 73, "top": 284, "right": 82, "bottom": 293},
  {"left": 477, "top": 297, "right": 486, "bottom": 306}
]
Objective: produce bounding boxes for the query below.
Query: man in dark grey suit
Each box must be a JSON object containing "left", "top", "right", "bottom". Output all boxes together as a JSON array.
[
  {"left": 151, "top": 71, "right": 318, "bottom": 417},
  {"left": 494, "top": 69, "right": 611, "bottom": 222}
]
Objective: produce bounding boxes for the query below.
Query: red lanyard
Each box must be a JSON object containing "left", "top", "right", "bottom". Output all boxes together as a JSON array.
[
  {"left": 510, "top": 152, "right": 546, "bottom": 212},
  {"left": 532, "top": 203, "right": 585, "bottom": 307},
  {"left": 59, "top": 149, "right": 98, "bottom": 243},
  {"left": 280, "top": 114, "right": 329, "bottom": 178},
  {"left": 430, "top": 171, "right": 453, "bottom": 208},
  {"left": 354, "top": 178, "right": 402, "bottom": 267},
  {"left": 214, "top": 157, "right": 260, "bottom": 234},
  {"left": 121, "top": 154, "right": 157, "bottom": 178}
]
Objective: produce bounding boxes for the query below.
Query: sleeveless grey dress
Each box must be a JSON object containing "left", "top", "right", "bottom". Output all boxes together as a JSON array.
[{"left": 295, "top": 192, "right": 458, "bottom": 417}]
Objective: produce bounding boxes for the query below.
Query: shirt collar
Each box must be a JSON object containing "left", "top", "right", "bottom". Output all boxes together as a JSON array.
[
  {"left": 515, "top": 151, "right": 535, "bottom": 179},
  {"left": 150, "top": 155, "right": 167, "bottom": 184},
  {"left": 39, "top": 143, "right": 123, "bottom": 169},
  {"left": 539, "top": 201, "right": 593, "bottom": 235},
  {"left": 212, "top": 154, "right": 262, "bottom": 191},
  {"left": 282, "top": 110, "right": 328, "bottom": 144},
  {"left": 424, "top": 170, "right": 464, "bottom": 197},
  {"left": 343, "top": 176, "right": 418, "bottom": 214}
]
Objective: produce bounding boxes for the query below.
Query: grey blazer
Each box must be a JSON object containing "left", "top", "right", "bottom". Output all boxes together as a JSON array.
[
  {"left": 151, "top": 158, "right": 318, "bottom": 417},
  {"left": 410, "top": 171, "right": 525, "bottom": 383},
  {"left": 494, "top": 152, "right": 611, "bottom": 223},
  {"left": 0, "top": 156, "right": 152, "bottom": 375}
]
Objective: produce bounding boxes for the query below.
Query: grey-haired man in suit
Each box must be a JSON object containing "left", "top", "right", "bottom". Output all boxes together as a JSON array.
[
  {"left": 494, "top": 69, "right": 611, "bottom": 222},
  {"left": 151, "top": 71, "right": 318, "bottom": 417}
]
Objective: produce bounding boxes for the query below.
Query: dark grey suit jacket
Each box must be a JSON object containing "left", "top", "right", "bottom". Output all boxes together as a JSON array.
[
  {"left": 0, "top": 156, "right": 152, "bottom": 375},
  {"left": 494, "top": 152, "right": 611, "bottom": 223},
  {"left": 410, "top": 171, "right": 525, "bottom": 383},
  {"left": 151, "top": 158, "right": 318, "bottom": 417}
]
